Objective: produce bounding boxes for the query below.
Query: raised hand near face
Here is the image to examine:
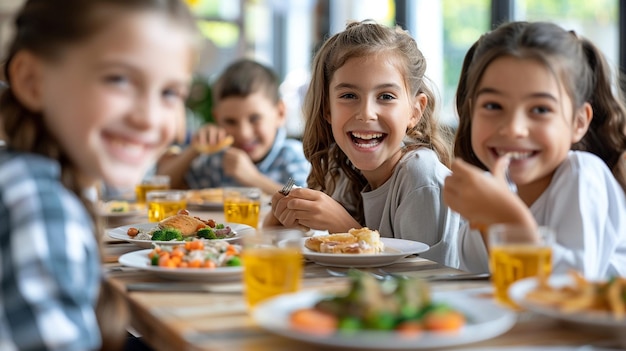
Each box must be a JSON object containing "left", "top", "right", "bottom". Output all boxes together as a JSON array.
[{"left": 443, "top": 157, "right": 535, "bottom": 233}]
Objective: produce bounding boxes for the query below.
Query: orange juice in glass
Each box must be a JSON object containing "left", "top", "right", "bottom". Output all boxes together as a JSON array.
[
  {"left": 146, "top": 190, "right": 187, "bottom": 222},
  {"left": 223, "top": 187, "right": 261, "bottom": 228},
  {"left": 242, "top": 228, "right": 304, "bottom": 307},
  {"left": 489, "top": 224, "right": 554, "bottom": 308},
  {"left": 135, "top": 175, "right": 170, "bottom": 205}
]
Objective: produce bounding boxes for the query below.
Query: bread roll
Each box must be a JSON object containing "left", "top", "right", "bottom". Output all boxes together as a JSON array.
[
  {"left": 194, "top": 135, "right": 234, "bottom": 154},
  {"left": 305, "top": 233, "right": 356, "bottom": 252},
  {"left": 304, "top": 228, "right": 384, "bottom": 254}
]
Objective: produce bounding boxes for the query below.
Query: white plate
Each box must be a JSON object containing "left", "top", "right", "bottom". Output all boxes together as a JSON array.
[
  {"left": 253, "top": 289, "right": 516, "bottom": 350},
  {"left": 302, "top": 237, "right": 429, "bottom": 267},
  {"left": 509, "top": 274, "right": 626, "bottom": 328},
  {"left": 118, "top": 249, "right": 242, "bottom": 281},
  {"left": 107, "top": 222, "right": 254, "bottom": 249}
]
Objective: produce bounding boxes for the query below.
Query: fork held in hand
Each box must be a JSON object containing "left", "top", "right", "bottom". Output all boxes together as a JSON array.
[{"left": 279, "top": 177, "right": 295, "bottom": 195}]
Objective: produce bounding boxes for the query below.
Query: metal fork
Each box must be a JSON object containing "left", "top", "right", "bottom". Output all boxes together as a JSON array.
[{"left": 279, "top": 177, "right": 295, "bottom": 195}]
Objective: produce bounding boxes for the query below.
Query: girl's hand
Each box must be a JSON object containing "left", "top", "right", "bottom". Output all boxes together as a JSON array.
[
  {"left": 443, "top": 158, "right": 533, "bottom": 231},
  {"left": 271, "top": 188, "right": 360, "bottom": 233},
  {"left": 268, "top": 191, "right": 299, "bottom": 228}
]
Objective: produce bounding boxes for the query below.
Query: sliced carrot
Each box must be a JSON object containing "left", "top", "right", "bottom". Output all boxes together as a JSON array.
[
  {"left": 188, "top": 240, "right": 203, "bottom": 251},
  {"left": 396, "top": 321, "right": 423, "bottom": 338},
  {"left": 203, "top": 260, "right": 216, "bottom": 269},
  {"left": 157, "top": 253, "right": 171, "bottom": 266},
  {"left": 225, "top": 245, "right": 237, "bottom": 256},
  {"left": 188, "top": 259, "right": 202, "bottom": 268},
  {"left": 170, "top": 248, "right": 184, "bottom": 258},
  {"left": 170, "top": 255, "right": 182, "bottom": 267},
  {"left": 423, "top": 310, "right": 465, "bottom": 332},
  {"left": 290, "top": 308, "right": 337, "bottom": 336}
]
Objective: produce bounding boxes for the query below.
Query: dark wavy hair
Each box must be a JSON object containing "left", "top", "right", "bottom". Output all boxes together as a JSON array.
[
  {"left": 454, "top": 21, "right": 626, "bottom": 192},
  {"left": 212, "top": 58, "right": 281, "bottom": 104}
]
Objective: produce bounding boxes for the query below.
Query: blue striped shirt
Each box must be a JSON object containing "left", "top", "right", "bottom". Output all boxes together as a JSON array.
[
  {"left": 0, "top": 151, "right": 101, "bottom": 351},
  {"left": 185, "top": 128, "right": 310, "bottom": 189}
]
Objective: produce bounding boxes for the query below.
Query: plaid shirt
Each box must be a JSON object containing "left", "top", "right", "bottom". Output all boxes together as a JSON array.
[
  {"left": 0, "top": 151, "right": 101, "bottom": 351},
  {"left": 185, "top": 128, "right": 310, "bottom": 189}
]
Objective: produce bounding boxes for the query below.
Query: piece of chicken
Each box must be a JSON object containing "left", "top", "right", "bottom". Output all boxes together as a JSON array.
[{"left": 158, "top": 213, "right": 207, "bottom": 237}]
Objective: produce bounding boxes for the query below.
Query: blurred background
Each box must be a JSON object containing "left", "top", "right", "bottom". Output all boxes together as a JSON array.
[{"left": 0, "top": 0, "right": 622, "bottom": 138}]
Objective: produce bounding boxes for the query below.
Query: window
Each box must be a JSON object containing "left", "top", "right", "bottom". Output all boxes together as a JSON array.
[{"left": 517, "top": 0, "right": 619, "bottom": 69}]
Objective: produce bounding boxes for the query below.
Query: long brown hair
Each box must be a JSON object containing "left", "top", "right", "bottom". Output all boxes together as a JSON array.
[
  {"left": 455, "top": 21, "right": 626, "bottom": 191},
  {"left": 0, "top": 1, "right": 198, "bottom": 350},
  {"left": 302, "top": 20, "right": 452, "bottom": 223}
]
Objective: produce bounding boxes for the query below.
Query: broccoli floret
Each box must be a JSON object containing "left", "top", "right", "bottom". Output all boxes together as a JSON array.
[
  {"left": 197, "top": 227, "right": 217, "bottom": 240},
  {"left": 151, "top": 228, "right": 183, "bottom": 241},
  {"left": 215, "top": 223, "right": 225, "bottom": 229},
  {"left": 226, "top": 256, "right": 241, "bottom": 266}
]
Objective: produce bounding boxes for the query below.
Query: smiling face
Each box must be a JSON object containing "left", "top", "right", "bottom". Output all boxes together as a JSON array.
[
  {"left": 213, "top": 91, "right": 285, "bottom": 163},
  {"left": 471, "top": 56, "right": 590, "bottom": 200},
  {"left": 31, "top": 10, "right": 195, "bottom": 188},
  {"left": 328, "top": 54, "right": 422, "bottom": 188}
]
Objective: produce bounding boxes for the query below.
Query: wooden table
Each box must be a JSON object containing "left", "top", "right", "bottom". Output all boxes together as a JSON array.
[{"left": 103, "top": 209, "right": 625, "bottom": 351}]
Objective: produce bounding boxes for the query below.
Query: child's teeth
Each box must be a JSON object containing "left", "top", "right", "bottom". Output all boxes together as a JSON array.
[
  {"left": 498, "top": 150, "right": 532, "bottom": 160},
  {"left": 352, "top": 132, "right": 383, "bottom": 140}
]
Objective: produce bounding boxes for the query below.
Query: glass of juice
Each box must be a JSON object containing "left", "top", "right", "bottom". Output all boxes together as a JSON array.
[
  {"left": 223, "top": 187, "right": 262, "bottom": 228},
  {"left": 135, "top": 175, "right": 170, "bottom": 205},
  {"left": 242, "top": 228, "right": 305, "bottom": 308},
  {"left": 146, "top": 190, "right": 187, "bottom": 222},
  {"left": 489, "top": 224, "right": 554, "bottom": 308}
]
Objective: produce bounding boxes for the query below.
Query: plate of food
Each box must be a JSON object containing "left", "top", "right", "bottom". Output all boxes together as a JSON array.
[
  {"left": 187, "top": 188, "right": 224, "bottom": 210},
  {"left": 107, "top": 212, "right": 254, "bottom": 248},
  {"left": 302, "top": 228, "right": 429, "bottom": 267},
  {"left": 253, "top": 271, "right": 516, "bottom": 349},
  {"left": 508, "top": 272, "right": 626, "bottom": 328},
  {"left": 97, "top": 200, "right": 144, "bottom": 218},
  {"left": 118, "top": 242, "right": 242, "bottom": 281}
]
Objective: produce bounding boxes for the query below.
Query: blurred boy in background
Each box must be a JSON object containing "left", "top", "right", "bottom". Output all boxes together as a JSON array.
[{"left": 158, "top": 58, "right": 310, "bottom": 194}]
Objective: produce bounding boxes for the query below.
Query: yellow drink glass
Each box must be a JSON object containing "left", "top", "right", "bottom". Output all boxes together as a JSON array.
[
  {"left": 146, "top": 190, "right": 187, "bottom": 222},
  {"left": 135, "top": 175, "right": 170, "bottom": 205},
  {"left": 489, "top": 224, "right": 554, "bottom": 308},
  {"left": 223, "top": 187, "right": 261, "bottom": 228},
  {"left": 242, "top": 228, "right": 304, "bottom": 308}
]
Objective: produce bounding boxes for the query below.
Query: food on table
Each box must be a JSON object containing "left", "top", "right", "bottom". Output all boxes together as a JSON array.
[
  {"left": 194, "top": 135, "right": 234, "bottom": 154},
  {"left": 150, "top": 228, "right": 183, "bottom": 241},
  {"left": 148, "top": 240, "right": 241, "bottom": 269},
  {"left": 187, "top": 188, "right": 223, "bottom": 205},
  {"left": 524, "top": 270, "right": 626, "bottom": 320},
  {"left": 100, "top": 200, "right": 142, "bottom": 214},
  {"left": 158, "top": 212, "right": 208, "bottom": 236},
  {"left": 304, "top": 227, "right": 385, "bottom": 254},
  {"left": 104, "top": 200, "right": 130, "bottom": 212},
  {"left": 126, "top": 210, "right": 235, "bottom": 241},
  {"left": 289, "top": 270, "right": 465, "bottom": 336}
]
